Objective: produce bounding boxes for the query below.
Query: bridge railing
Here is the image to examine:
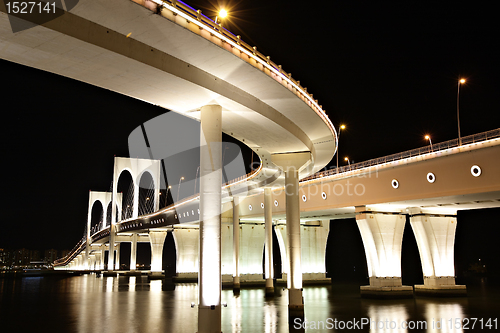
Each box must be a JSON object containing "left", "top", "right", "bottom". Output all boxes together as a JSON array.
[
  {"left": 53, "top": 236, "right": 85, "bottom": 266},
  {"left": 303, "top": 127, "right": 500, "bottom": 181}
]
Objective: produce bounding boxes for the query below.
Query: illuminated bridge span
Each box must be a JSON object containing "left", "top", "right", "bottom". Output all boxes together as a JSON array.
[
  {"left": 56, "top": 128, "right": 500, "bottom": 295},
  {"left": 1, "top": 0, "right": 336, "bottom": 328}
]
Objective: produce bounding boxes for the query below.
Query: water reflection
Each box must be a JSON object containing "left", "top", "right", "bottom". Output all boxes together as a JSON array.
[
  {"left": 365, "top": 303, "right": 409, "bottom": 332},
  {"left": 0, "top": 276, "right": 497, "bottom": 333},
  {"left": 418, "top": 298, "right": 467, "bottom": 333}
]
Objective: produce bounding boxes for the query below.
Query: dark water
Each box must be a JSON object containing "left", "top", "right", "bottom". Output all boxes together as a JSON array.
[{"left": 1, "top": 275, "right": 499, "bottom": 332}]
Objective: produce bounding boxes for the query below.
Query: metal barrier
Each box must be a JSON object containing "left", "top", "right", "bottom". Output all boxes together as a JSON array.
[{"left": 303, "top": 128, "right": 500, "bottom": 181}]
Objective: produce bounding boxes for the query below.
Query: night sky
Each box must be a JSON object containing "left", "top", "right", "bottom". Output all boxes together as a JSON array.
[{"left": 1, "top": 0, "right": 499, "bottom": 275}]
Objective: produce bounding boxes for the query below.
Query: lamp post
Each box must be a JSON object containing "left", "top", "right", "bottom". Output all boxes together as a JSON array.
[
  {"left": 177, "top": 177, "right": 184, "bottom": 202},
  {"left": 194, "top": 166, "right": 200, "bottom": 195},
  {"left": 425, "top": 135, "right": 433, "bottom": 152},
  {"left": 165, "top": 185, "right": 171, "bottom": 206},
  {"left": 457, "top": 78, "right": 466, "bottom": 145},
  {"left": 215, "top": 9, "right": 227, "bottom": 25},
  {"left": 344, "top": 157, "right": 351, "bottom": 171},
  {"left": 336, "top": 124, "right": 346, "bottom": 173}
]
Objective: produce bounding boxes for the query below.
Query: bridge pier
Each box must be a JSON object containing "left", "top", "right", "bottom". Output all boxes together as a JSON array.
[
  {"left": 114, "top": 243, "right": 121, "bottom": 270},
  {"left": 232, "top": 197, "right": 240, "bottom": 291},
  {"left": 275, "top": 220, "right": 330, "bottom": 284},
  {"left": 172, "top": 228, "right": 199, "bottom": 280},
  {"left": 130, "top": 233, "right": 138, "bottom": 271},
  {"left": 409, "top": 208, "right": 466, "bottom": 296},
  {"left": 89, "top": 254, "right": 96, "bottom": 271},
  {"left": 149, "top": 231, "right": 168, "bottom": 279},
  {"left": 271, "top": 152, "right": 311, "bottom": 317},
  {"left": 264, "top": 188, "right": 274, "bottom": 296},
  {"left": 285, "top": 168, "right": 304, "bottom": 316},
  {"left": 107, "top": 227, "right": 116, "bottom": 271},
  {"left": 94, "top": 250, "right": 102, "bottom": 271},
  {"left": 356, "top": 206, "right": 413, "bottom": 298},
  {"left": 100, "top": 246, "right": 106, "bottom": 270},
  {"left": 198, "top": 104, "right": 222, "bottom": 333},
  {"left": 85, "top": 242, "right": 90, "bottom": 270}
]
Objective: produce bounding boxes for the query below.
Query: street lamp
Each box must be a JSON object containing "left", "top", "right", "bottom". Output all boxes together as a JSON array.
[
  {"left": 425, "top": 135, "right": 433, "bottom": 151},
  {"left": 177, "top": 177, "right": 184, "bottom": 202},
  {"left": 215, "top": 9, "right": 228, "bottom": 25},
  {"left": 194, "top": 166, "right": 200, "bottom": 195},
  {"left": 344, "top": 156, "right": 351, "bottom": 166},
  {"left": 457, "top": 78, "right": 466, "bottom": 145},
  {"left": 165, "top": 185, "right": 172, "bottom": 206},
  {"left": 336, "top": 124, "right": 346, "bottom": 173}
]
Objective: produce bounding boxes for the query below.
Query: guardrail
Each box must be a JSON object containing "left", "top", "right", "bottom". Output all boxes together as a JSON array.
[{"left": 303, "top": 128, "right": 500, "bottom": 181}]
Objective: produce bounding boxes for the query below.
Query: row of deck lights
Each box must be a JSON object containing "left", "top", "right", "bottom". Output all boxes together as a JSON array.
[{"left": 156, "top": 1, "right": 335, "bottom": 135}]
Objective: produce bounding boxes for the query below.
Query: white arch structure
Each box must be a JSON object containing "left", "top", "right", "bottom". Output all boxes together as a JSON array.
[
  {"left": 85, "top": 191, "right": 122, "bottom": 269},
  {"left": 107, "top": 157, "right": 161, "bottom": 271}
]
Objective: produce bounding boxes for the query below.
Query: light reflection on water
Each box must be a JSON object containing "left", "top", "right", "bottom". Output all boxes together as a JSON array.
[
  {"left": 0, "top": 276, "right": 497, "bottom": 333},
  {"left": 366, "top": 303, "right": 409, "bottom": 333}
]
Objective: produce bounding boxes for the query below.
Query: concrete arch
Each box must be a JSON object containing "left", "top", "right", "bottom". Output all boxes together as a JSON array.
[
  {"left": 87, "top": 191, "right": 112, "bottom": 235},
  {"left": 115, "top": 167, "right": 135, "bottom": 221},
  {"left": 112, "top": 157, "right": 161, "bottom": 221},
  {"left": 89, "top": 199, "right": 104, "bottom": 231},
  {"left": 137, "top": 169, "right": 159, "bottom": 215}
]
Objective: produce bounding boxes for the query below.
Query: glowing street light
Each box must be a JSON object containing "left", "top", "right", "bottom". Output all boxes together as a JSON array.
[
  {"left": 164, "top": 185, "right": 172, "bottom": 206},
  {"left": 425, "top": 135, "right": 433, "bottom": 151},
  {"left": 177, "top": 177, "right": 184, "bottom": 202},
  {"left": 336, "top": 124, "right": 346, "bottom": 173},
  {"left": 344, "top": 156, "right": 351, "bottom": 165},
  {"left": 215, "top": 9, "right": 228, "bottom": 25},
  {"left": 457, "top": 78, "right": 466, "bottom": 145}
]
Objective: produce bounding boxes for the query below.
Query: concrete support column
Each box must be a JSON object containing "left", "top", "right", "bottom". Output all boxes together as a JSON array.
[
  {"left": 130, "top": 233, "right": 138, "bottom": 271},
  {"left": 173, "top": 228, "right": 199, "bottom": 279},
  {"left": 107, "top": 239, "right": 115, "bottom": 271},
  {"left": 89, "top": 255, "right": 96, "bottom": 271},
  {"left": 409, "top": 208, "right": 466, "bottom": 296},
  {"left": 114, "top": 243, "right": 121, "bottom": 270},
  {"left": 232, "top": 197, "right": 240, "bottom": 291},
  {"left": 100, "top": 247, "right": 105, "bottom": 270},
  {"left": 85, "top": 242, "right": 90, "bottom": 270},
  {"left": 149, "top": 231, "right": 168, "bottom": 274},
  {"left": 285, "top": 169, "right": 303, "bottom": 313},
  {"left": 264, "top": 187, "right": 274, "bottom": 296},
  {"left": 355, "top": 206, "right": 412, "bottom": 298},
  {"left": 198, "top": 105, "right": 222, "bottom": 333},
  {"left": 108, "top": 190, "right": 117, "bottom": 271},
  {"left": 271, "top": 151, "right": 310, "bottom": 316},
  {"left": 94, "top": 250, "right": 102, "bottom": 271}
]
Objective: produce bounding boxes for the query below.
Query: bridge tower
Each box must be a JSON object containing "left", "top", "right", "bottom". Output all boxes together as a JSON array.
[{"left": 108, "top": 157, "right": 161, "bottom": 272}]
